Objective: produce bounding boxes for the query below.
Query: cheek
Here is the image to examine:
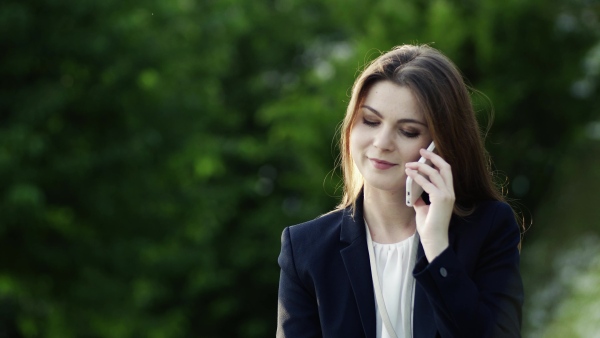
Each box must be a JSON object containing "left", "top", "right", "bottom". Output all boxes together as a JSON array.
[
  {"left": 349, "top": 136, "right": 358, "bottom": 161},
  {"left": 348, "top": 128, "right": 359, "bottom": 150},
  {"left": 349, "top": 125, "right": 369, "bottom": 145},
  {"left": 405, "top": 146, "right": 421, "bottom": 161},
  {"left": 349, "top": 127, "right": 369, "bottom": 157},
  {"left": 403, "top": 140, "right": 431, "bottom": 162},
  {"left": 408, "top": 152, "right": 421, "bottom": 163}
]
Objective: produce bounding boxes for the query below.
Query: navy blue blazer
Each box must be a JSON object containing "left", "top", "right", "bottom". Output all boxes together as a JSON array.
[{"left": 277, "top": 196, "right": 523, "bottom": 337}]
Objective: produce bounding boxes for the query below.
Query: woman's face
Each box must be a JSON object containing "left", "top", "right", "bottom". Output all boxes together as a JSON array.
[{"left": 350, "top": 81, "right": 432, "bottom": 194}]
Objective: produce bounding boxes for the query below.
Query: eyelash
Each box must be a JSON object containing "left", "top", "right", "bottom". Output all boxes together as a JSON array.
[
  {"left": 362, "top": 118, "right": 378, "bottom": 127},
  {"left": 362, "top": 118, "right": 420, "bottom": 138},
  {"left": 402, "top": 130, "right": 420, "bottom": 138}
]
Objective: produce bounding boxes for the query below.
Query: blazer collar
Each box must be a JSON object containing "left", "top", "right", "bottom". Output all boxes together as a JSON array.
[
  {"left": 340, "top": 194, "right": 460, "bottom": 245},
  {"left": 339, "top": 194, "right": 377, "bottom": 338}
]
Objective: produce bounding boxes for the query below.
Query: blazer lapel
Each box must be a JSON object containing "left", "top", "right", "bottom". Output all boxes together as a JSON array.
[{"left": 339, "top": 198, "right": 376, "bottom": 338}]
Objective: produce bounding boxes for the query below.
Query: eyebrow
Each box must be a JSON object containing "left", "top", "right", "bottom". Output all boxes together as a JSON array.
[{"left": 361, "top": 105, "right": 427, "bottom": 126}]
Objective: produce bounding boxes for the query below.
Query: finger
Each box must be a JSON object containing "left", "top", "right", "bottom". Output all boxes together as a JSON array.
[
  {"left": 417, "top": 148, "right": 454, "bottom": 190},
  {"left": 405, "top": 168, "right": 439, "bottom": 195},
  {"left": 413, "top": 196, "right": 428, "bottom": 209},
  {"left": 406, "top": 167, "right": 455, "bottom": 204},
  {"left": 412, "top": 198, "right": 429, "bottom": 223},
  {"left": 405, "top": 162, "right": 447, "bottom": 191}
]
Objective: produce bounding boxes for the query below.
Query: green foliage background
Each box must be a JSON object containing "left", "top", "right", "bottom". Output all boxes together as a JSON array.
[{"left": 1, "top": 0, "right": 599, "bottom": 337}]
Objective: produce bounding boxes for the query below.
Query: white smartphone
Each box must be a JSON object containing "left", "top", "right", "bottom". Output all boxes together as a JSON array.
[{"left": 406, "top": 141, "right": 436, "bottom": 207}]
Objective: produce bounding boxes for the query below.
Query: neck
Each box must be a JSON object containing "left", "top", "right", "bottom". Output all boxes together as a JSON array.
[{"left": 363, "top": 187, "right": 416, "bottom": 244}]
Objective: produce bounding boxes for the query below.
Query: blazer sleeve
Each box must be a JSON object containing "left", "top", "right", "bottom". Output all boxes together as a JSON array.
[
  {"left": 413, "top": 202, "right": 524, "bottom": 338},
  {"left": 276, "top": 227, "right": 322, "bottom": 338}
]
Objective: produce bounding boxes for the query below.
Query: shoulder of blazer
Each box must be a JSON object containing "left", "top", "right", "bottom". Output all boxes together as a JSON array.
[
  {"left": 283, "top": 207, "right": 358, "bottom": 274},
  {"left": 462, "top": 201, "right": 515, "bottom": 226},
  {"left": 452, "top": 200, "right": 515, "bottom": 228},
  {"left": 449, "top": 200, "right": 520, "bottom": 251},
  {"left": 286, "top": 208, "right": 346, "bottom": 249}
]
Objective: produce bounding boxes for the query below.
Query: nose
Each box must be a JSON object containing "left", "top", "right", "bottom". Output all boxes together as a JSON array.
[{"left": 372, "top": 127, "right": 395, "bottom": 151}]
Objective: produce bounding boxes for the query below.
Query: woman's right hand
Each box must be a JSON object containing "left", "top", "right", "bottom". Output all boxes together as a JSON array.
[{"left": 405, "top": 147, "right": 455, "bottom": 261}]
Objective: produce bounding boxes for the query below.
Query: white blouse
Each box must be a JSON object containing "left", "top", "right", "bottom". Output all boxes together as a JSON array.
[{"left": 366, "top": 224, "right": 419, "bottom": 338}]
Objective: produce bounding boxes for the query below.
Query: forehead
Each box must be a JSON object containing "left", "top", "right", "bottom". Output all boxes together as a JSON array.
[{"left": 362, "top": 81, "right": 424, "bottom": 122}]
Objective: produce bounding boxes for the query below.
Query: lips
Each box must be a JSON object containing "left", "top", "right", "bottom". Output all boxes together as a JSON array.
[{"left": 368, "top": 158, "right": 397, "bottom": 170}]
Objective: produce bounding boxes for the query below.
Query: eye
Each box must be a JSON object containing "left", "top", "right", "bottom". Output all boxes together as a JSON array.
[
  {"left": 400, "top": 129, "right": 420, "bottom": 138},
  {"left": 362, "top": 117, "right": 379, "bottom": 127}
]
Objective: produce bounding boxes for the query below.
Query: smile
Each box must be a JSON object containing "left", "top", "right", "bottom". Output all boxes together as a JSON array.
[{"left": 368, "top": 158, "right": 397, "bottom": 170}]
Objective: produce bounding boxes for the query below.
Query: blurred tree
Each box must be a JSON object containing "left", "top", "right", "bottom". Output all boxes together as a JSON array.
[{"left": 0, "top": 0, "right": 598, "bottom": 337}]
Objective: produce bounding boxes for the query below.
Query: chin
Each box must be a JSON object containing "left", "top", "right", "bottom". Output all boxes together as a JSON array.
[{"left": 364, "top": 180, "right": 405, "bottom": 194}]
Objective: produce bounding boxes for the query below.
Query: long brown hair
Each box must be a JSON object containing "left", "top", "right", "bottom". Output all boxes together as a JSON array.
[{"left": 338, "top": 44, "right": 505, "bottom": 216}]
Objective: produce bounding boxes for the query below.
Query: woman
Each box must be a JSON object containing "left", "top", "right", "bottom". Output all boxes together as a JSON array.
[{"left": 276, "top": 45, "right": 524, "bottom": 338}]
